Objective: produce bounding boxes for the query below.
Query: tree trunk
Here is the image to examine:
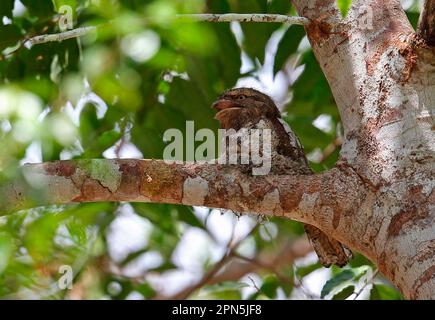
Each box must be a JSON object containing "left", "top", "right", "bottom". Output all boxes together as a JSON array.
[
  {"left": 0, "top": 0, "right": 433, "bottom": 299},
  {"left": 291, "top": 0, "right": 435, "bottom": 299}
]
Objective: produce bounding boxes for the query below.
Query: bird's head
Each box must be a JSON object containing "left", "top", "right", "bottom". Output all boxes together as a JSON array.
[{"left": 212, "top": 88, "right": 280, "bottom": 130}]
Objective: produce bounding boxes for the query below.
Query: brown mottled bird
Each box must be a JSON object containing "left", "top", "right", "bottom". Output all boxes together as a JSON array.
[{"left": 212, "top": 87, "right": 351, "bottom": 267}]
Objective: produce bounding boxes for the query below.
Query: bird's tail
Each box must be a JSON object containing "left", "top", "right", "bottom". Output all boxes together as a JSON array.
[{"left": 304, "top": 224, "right": 352, "bottom": 267}]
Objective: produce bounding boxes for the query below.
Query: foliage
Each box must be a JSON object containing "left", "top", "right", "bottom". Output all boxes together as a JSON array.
[
  {"left": 0, "top": 0, "right": 416, "bottom": 300},
  {"left": 337, "top": 0, "right": 352, "bottom": 17}
]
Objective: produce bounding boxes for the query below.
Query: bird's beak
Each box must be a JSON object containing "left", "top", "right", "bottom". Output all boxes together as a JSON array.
[{"left": 211, "top": 99, "right": 240, "bottom": 111}]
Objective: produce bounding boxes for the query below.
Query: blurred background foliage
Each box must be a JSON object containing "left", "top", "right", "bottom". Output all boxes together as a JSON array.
[{"left": 0, "top": 0, "right": 420, "bottom": 300}]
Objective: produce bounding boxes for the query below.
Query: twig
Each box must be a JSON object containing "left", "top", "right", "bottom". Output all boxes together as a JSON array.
[
  {"left": 26, "top": 26, "right": 97, "bottom": 46},
  {"left": 418, "top": 0, "right": 435, "bottom": 46},
  {"left": 294, "top": 273, "right": 320, "bottom": 300},
  {"left": 159, "top": 237, "right": 312, "bottom": 300},
  {"left": 247, "top": 276, "right": 261, "bottom": 292},
  {"left": 177, "top": 14, "right": 309, "bottom": 25},
  {"left": 230, "top": 252, "right": 270, "bottom": 269},
  {"left": 114, "top": 119, "right": 129, "bottom": 158},
  {"left": 170, "top": 250, "right": 232, "bottom": 300},
  {"left": 317, "top": 137, "right": 343, "bottom": 163},
  {"left": 231, "top": 252, "right": 291, "bottom": 287},
  {"left": 23, "top": 14, "right": 308, "bottom": 47}
]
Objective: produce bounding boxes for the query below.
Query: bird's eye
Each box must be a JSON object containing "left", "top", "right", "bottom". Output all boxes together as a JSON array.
[{"left": 238, "top": 95, "right": 247, "bottom": 100}]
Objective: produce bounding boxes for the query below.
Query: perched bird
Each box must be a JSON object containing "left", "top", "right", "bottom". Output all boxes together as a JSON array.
[{"left": 212, "top": 87, "right": 351, "bottom": 267}]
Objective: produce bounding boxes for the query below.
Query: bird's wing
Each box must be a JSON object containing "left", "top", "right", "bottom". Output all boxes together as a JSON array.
[
  {"left": 277, "top": 117, "right": 352, "bottom": 267},
  {"left": 277, "top": 118, "right": 304, "bottom": 150},
  {"left": 304, "top": 224, "right": 353, "bottom": 267}
]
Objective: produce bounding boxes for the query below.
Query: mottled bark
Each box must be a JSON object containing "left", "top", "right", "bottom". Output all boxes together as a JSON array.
[{"left": 292, "top": 0, "right": 435, "bottom": 299}]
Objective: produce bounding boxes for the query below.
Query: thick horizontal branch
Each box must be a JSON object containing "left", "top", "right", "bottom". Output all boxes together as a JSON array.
[
  {"left": 164, "top": 238, "right": 312, "bottom": 299},
  {"left": 418, "top": 0, "right": 435, "bottom": 45},
  {"left": 0, "top": 160, "right": 369, "bottom": 252},
  {"left": 24, "top": 13, "right": 308, "bottom": 46}
]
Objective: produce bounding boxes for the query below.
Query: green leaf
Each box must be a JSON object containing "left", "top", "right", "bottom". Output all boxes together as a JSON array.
[
  {"left": 267, "top": 0, "right": 292, "bottom": 14},
  {"left": 180, "top": 24, "right": 240, "bottom": 101},
  {"left": 276, "top": 219, "right": 305, "bottom": 236},
  {"left": 149, "top": 261, "right": 177, "bottom": 273},
  {"left": 207, "top": 0, "right": 230, "bottom": 13},
  {"left": 204, "top": 281, "right": 248, "bottom": 298},
  {"left": 206, "top": 281, "right": 249, "bottom": 292},
  {"left": 0, "top": 232, "right": 15, "bottom": 274},
  {"left": 211, "top": 24, "right": 242, "bottom": 87},
  {"left": 274, "top": 25, "right": 305, "bottom": 75},
  {"left": 106, "top": 278, "right": 134, "bottom": 300},
  {"left": 321, "top": 269, "right": 354, "bottom": 298},
  {"left": 20, "top": 42, "right": 66, "bottom": 77},
  {"left": 229, "top": 0, "right": 279, "bottom": 64},
  {"left": 406, "top": 11, "right": 420, "bottom": 29},
  {"left": 52, "top": 0, "right": 77, "bottom": 13},
  {"left": 280, "top": 266, "right": 294, "bottom": 296},
  {"left": 332, "top": 285, "right": 355, "bottom": 300},
  {"left": 176, "top": 205, "right": 204, "bottom": 229},
  {"left": 93, "top": 74, "right": 142, "bottom": 112},
  {"left": 21, "top": 0, "right": 54, "bottom": 17},
  {"left": 349, "top": 253, "right": 374, "bottom": 268},
  {"left": 296, "top": 262, "right": 322, "bottom": 278},
  {"left": 229, "top": 0, "right": 267, "bottom": 13},
  {"left": 370, "top": 284, "right": 403, "bottom": 300},
  {"left": 133, "top": 203, "right": 203, "bottom": 231},
  {"left": 131, "top": 203, "right": 180, "bottom": 258},
  {"left": 165, "top": 77, "right": 218, "bottom": 131},
  {"left": 78, "top": 103, "right": 123, "bottom": 157},
  {"left": 243, "top": 23, "right": 278, "bottom": 64},
  {"left": 120, "top": 248, "right": 149, "bottom": 266},
  {"left": 288, "top": 50, "right": 338, "bottom": 118},
  {"left": 337, "top": 0, "right": 352, "bottom": 18},
  {"left": 282, "top": 115, "right": 332, "bottom": 151},
  {"left": 83, "top": 129, "right": 122, "bottom": 158},
  {"left": 0, "top": 25, "right": 22, "bottom": 51},
  {"left": 0, "top": 0, "right": 14, "bottom": 20},
  {"left": 136, "top": 282, "right": 156, "bottom": 298},
  {"left": 21, "top": 77, "right": 59, "bottom": 104},
  {"left": 352, "top": 266, "right": 371, "bottom": 281},
  {"left": 321, "top": 266, "right": 371, "bottom": 298},
  {"left": 24, "top": 214, "right": 62, "bottom": 263}
]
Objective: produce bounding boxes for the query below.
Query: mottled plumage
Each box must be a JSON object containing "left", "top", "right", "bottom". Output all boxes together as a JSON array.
[{"left": 212, "top": 87, "right": 351, "bottom": 267}]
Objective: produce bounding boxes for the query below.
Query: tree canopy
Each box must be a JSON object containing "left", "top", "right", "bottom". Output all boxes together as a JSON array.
[{"left": 0, "top": 0, "right": 424, "bottom": 300}]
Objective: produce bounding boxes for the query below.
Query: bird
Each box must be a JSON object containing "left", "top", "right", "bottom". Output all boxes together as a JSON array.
[{"left": 212, "top": 87, "right": 351, "bottom": 267}]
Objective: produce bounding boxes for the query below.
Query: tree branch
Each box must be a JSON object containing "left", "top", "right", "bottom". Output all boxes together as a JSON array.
[
  {"left": 291, "top": 0, "right": 415, "bottom": 134},
  {"left": 418, "top": 0, "right": 435, "bottom": 45},
  {"left": 161, "top": 238, "right": 312, "bottom": 299},
  {"left": 23, "top": 14, "right": 308, "bottom": 46},
  {"left": 0, "top": 159, "right": 370, "bottom": 257},
  {"left": 177, "top": 14, "right": 309, "bottom": 25},
  {"left": 26, "top": 26, "right": 97, "bottom": 46}
]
